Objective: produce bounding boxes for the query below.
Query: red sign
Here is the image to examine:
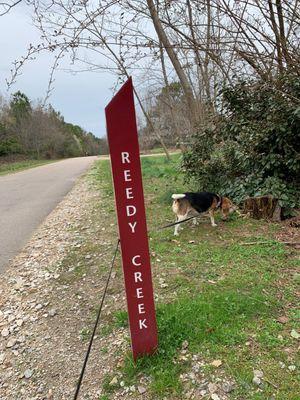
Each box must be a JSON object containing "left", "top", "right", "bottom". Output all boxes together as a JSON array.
[{"left": 105, "top": 78, "right": 158, "bottom": 359}]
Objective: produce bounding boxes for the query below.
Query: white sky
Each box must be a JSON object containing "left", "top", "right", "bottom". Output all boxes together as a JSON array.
[{"left": 0, "top": 4, "right": 116, "bottom": 137}]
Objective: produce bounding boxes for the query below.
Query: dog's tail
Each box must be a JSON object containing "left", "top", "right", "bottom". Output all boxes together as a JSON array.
[{"left": 172, "top": 194, "right": 186, "bottom": 200}]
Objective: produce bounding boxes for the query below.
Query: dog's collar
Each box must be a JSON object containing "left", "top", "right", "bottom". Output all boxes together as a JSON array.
[{"left": 216, "top": 195, "right": 223, "bottom": 209}]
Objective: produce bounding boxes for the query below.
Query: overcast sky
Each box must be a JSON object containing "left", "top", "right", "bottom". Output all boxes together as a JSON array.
[{"left": 0, "top": 5, "right": 116, "bottom": 137}]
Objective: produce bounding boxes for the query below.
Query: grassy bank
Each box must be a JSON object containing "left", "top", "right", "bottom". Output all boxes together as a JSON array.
[
  {"left": 0, "top": 159, "right": 57, "bottom": 176},
  {"left": 56, "top": 153, "right": 299, "bottom": 399}
]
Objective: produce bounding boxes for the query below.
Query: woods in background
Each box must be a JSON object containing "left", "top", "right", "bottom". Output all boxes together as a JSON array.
[{"left": 0, "top": 91, "right": 108, "bottom": 160}]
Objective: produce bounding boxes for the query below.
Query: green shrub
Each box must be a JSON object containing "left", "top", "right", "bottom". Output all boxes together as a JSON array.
[
  {"left": 182, "top": 73, "right": 300, "bottom": 211},
  {"left": 0, "top": 137, "right": 21, "bottom": 156}
]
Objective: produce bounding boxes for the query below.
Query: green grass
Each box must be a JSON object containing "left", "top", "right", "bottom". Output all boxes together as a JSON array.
[
  {"left": 88, "top": 155, "right": 300, "bottom": 399},
  {"left": 141, "top": 147, "right": 179, "bottom": 155},
  {"left": 98, "top": 396, "right": 110, "bottom": 400},
  {"left": 0, "top": 159, "right": 58, "bottom": 175}
]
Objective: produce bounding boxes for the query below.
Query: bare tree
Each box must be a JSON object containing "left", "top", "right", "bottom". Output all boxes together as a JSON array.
[{"left": 0, "top": 0, "right": 23, "bottom": 16}]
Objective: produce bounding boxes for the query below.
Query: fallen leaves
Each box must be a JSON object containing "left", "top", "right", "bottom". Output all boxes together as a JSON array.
[
  {"left": 210, "top": 359, "right": 222, "bottom": 368},
  {"left": 290, "top": 329, "right": 300, "bottom": 339},
  {"left": 276, "top": 315, "right": 289, "bottom": 324}
]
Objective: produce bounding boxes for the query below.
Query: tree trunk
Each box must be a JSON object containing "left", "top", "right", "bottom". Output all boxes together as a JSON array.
[
  {"left": 146, "top": 0, "right": 198, "bottom": 127},
  {"left": 158, "top": 41, "right": 185, "bottom": 151},
  {"left": 268, "top": 0, "right": 284, "bottom": 73}
]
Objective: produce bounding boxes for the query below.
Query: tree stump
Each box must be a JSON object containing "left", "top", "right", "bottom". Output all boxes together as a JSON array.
[{"left": 243, "top": 195, "right": 281, "bottom": 221}]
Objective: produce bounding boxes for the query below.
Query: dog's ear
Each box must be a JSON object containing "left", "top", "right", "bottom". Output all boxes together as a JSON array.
[
  {"left": 223, "top": 197, "right": 239, "bottom": 213},
  {"left": 223, "top": 197, "right": 232, "bottom": 206}
]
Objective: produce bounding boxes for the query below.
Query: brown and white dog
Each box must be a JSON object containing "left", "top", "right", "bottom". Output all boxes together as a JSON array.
[{"left": 172, "top": 192, "right": 236, "bottom": 235}]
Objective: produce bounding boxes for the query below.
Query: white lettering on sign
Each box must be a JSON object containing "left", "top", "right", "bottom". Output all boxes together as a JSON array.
[
  {"left": 121, "top": 150, "right": 150, "bottom": 333},
  {"left": 139, "top": 319, "right": 148, "bottom": 329},
  {"left": 121, "top": 152, "right": 130, "bottom": 164},
  {"left": 132, "top": 255, "right": 141, "bottom": 266},
  {"left": 126, "top": 187, "right": 134, "bottom": 199},
  {"left": 136, "top": 287, "right": 144, "bottom": 298},
  {"left": 128, "top": 221, "right": 137, "bottom": 233},
  {"left": 138, "top": 303, "right": 145, "bottom": 314},
  {"left": 134, "top": 271, "right": 143, "bottom": 283},
  {"left": 126, "top": 205, "right": 136, "bottom": 217},
  {"left": 124, "top": 170, "right": 132, "bottom": 181}
]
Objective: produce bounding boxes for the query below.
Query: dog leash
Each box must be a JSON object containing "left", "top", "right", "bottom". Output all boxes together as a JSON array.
[
  {"left": 157, "top": 215, "right": 201, "bottom": 230},
  {"left": 73, "top": 239, "right": 120, "bottom": 400}
]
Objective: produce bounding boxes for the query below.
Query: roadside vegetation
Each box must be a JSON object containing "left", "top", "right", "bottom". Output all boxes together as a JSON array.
[
  {"left": 0, "top": 159, "right": 57, "bottom": 176},
  {"left": 81, "top": 154, "right": 299, "bottom": 400},
  {"left": 0, "top": 91, "right": 108, "bottom": 162},
  {"left": 182, "top": 72, "right": 300, "bottom": 216}
]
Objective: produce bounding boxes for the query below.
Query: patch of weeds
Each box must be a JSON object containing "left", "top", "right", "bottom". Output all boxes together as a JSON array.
[
  {"left": 98, "top": 395, "right": 110, "bottom": 400},
  {"left": 88, "top": 159, "right": 113, "bottom": 196},
  {"left": 100, "top": 346, "right": 109, "bottom": 354},
  {"left": 95, "top": 311, "right": 128, "bottom": 337},
  {"left": 290, "top": 308, "right": 300, "bottom": 325},
  {"left": 55, "top": 239, "right": 111, "bottom": 284},
  {"left": 256, "top": 319, "right": 285, "bottom": 349},
  {"left": 79, "top": 327, "right": 91, "bottom": 342},
  {"left": 58, "top": 258, "right": 89, "bottom": 283},
  {"left": 0, "top": 159, "right": 57, "bottom": 176},
  {"left": 166, "top": 274, "right": 196, "bottom": 294},
  {"left": 123, "top": 354, "right": 183, "bottom": 396},
  {"left": 100, "top": 324, "right": 114, "bottom": 337},
  {"left": 97, "top": 313, "right": 126, "bottom": 338},
  {"left": 102, "top": 374, "right": 119, "bottom": 395},
  {"left": 114, "top": 310, "right": 128, "bottom": 328}
]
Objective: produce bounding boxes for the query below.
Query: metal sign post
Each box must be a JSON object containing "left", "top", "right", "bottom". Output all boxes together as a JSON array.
[{"left": 105, "top": 78, "right": 158, "bottom": 359}]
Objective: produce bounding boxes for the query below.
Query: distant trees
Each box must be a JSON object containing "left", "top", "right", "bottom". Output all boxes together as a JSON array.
[
  {"left": 0, "top": 92, "right": 107, "bottom": 159},
  {"left": 139, "top": 82, "right": 190, "bottom": 150},
  {"left": 10, "top": 91, "right": 31, "bottom": 123}
]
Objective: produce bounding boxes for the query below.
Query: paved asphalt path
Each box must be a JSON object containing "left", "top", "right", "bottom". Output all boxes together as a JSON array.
[{"left": 0, "top": 156, "right": 98, "bottom": 273}]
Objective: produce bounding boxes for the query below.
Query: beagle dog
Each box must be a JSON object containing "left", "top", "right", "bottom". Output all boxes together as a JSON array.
[{"left": 172, "top": 192, "right": 236, "bottom": 235}]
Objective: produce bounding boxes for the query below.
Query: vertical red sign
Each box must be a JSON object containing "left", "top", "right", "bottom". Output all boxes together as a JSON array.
[{"left": 105, "top": 78, "right": 158, "bottom": 359}]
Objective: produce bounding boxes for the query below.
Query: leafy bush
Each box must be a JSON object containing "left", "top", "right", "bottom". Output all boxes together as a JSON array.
[
  {"left": 182, "top": 73, "right": 300, "bottom": 211},
  {"left": 0, "top": 137, "right": 21, "bottom": 156}
]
